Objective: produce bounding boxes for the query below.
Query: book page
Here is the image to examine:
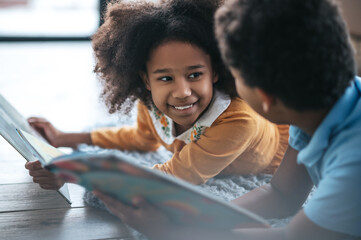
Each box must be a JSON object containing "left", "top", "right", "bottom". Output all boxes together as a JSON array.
[
  {"left": 17, "top": 129, "right": 72, "bottom": 204},
  {"left": 0, "top": 94, "right": 71, "bottom": 204},
  {"left": 0, "top": 93, "right": 48, "bottom": 162},
  {"left": 0, "top": 96, "right": 38, "bottom": 162},
  {"left": 17, "top": 129, "right": 64, "bottom": 164},
  {"left": 0, "top": 94, "right": 44, "bottom": 137}
]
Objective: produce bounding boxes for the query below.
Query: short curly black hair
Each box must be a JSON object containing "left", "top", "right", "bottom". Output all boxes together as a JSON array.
[
  {"left": 92, "top": 0, "right": 237, "bottom": 114},
  {"left": 215, "top": 0, "right": 356, "bottom": 111}
]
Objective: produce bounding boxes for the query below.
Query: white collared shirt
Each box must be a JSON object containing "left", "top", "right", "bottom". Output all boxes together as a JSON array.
[{"left": 148, "top": 90, "right": 231, "bottom": 144}]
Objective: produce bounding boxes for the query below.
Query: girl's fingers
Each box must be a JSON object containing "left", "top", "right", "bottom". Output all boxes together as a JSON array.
[
  {"left": 25, "top": 160, "right": 42, "bottom": 170},
  {"left": 33, "top": 176, "right": 58, "bottom": 184},
  {"left": 27, "top": 117, "right": 48, "bottom": 124},
  {"left": 27, "top": 118, "right": 53, "bottom": 134},
  {"left": 34, "top": 177, "right": 64, "bottom": 189},
  {"left": 29, "top": 121, "right": 50, "bottom": 132},
  {"left": 29, "top": 169, "right": 54, "bottom": 177}
]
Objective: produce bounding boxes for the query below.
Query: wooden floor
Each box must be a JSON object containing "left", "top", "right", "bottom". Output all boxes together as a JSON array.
[{"left": 0, "top": 42, "right": 138, "bottom": 240}]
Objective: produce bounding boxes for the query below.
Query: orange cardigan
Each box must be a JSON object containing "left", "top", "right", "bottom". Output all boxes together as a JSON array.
[{"left": 91, "top": 98, "right": 288, "bottom": 184}]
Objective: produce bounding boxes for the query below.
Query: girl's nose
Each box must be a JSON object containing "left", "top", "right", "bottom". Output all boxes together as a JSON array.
[{"left": 172, "top": 79, "right": 191, "bottom": 98}]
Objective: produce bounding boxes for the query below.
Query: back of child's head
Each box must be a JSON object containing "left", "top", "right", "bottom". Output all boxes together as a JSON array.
[
  {"left": 216, "top": 0, "right": 356, "bottom": 111},
  {"left": 92, "top": 0, "right": 236, "bottom": 114}
]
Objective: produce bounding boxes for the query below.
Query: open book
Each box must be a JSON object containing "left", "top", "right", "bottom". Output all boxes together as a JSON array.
[
  {"left": 0, "top": 94, "right": 71, "bottom": 203},
  {"left": 17, "top": 128, "right": 268, "bottom": 230}
]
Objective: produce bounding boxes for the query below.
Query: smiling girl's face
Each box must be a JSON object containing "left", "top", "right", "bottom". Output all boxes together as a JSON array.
[{"left": 143, "top": 41, "right": 218, "bottom": 134}]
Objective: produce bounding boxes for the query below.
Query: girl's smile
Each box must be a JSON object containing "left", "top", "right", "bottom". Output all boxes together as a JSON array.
[
  {"left": 172, "top": 103, "right": 194, "bottom": 110},
  {"left": 169, "top": 100, "right": 198, "bottom": 116},
  {"left": 143, "top": 41, "right": 218, "bottom": 134}
]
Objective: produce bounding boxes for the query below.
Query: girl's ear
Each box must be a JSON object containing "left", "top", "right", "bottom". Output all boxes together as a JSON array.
[
  {"left": 139, "top": 71, "right": 151, "bottom": 91},
  {"left": 255, "top": 88, "right": 275, "bottom": 113}
]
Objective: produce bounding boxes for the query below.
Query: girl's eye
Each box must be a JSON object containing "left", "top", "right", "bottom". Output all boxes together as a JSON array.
[
  {"left": 189, "top": 72, "right": 203, "bottom": 79},
  {"left": 158, "top": 76, "right": 172, "bottom": 81}
]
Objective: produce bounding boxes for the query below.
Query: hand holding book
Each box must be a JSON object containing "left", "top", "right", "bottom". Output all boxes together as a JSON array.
[
  {"left": 25, "top": 160, "right": 65, "bottom": 190},
  {"left": 26, "top": 144, "right": 268, "bottom": 230},
  {"left": 18, "top": 126, "right": 268, "bottom": 229},
  {"left": 0, "top": 94, "right": 71, "bottom": 203}
]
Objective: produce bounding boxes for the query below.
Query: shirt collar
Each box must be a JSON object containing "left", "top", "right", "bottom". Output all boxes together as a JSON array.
[
  {"left": 298, "top": 76, "right": 361, "bottom": 167},
  {"left": 149, "top": 89, "right": 231, "bottom": 145}
]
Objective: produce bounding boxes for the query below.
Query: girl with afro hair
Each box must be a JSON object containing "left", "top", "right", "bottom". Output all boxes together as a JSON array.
[{"left": 26, "top": 0, "right": 288, "bottom": 189}]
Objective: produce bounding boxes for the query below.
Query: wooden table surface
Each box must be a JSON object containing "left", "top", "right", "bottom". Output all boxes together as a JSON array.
[
  {"left": 0, "top": 42, "right": 139, "bottom": 240},
  {"left": 0, "top": 137, "right": 139, "bottom": 240}
]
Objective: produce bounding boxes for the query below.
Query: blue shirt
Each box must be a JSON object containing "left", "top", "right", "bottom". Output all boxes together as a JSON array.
[{"left": 289, "top": 76, "right": 361, "bottom": 237}]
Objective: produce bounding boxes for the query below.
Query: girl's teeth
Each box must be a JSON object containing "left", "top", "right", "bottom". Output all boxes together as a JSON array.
[{"left": 174, "top": 104, "right": 193, "bottom": 110}]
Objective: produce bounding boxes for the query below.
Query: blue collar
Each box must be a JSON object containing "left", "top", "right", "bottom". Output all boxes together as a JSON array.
[{"left": 298, "top": 77, "right": 361, "bottom": 167}]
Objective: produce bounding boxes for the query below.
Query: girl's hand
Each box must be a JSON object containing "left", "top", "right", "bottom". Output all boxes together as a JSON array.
[
  {"left": 93, "top": 191, "right": 171, "bottom": 239},
  {"left": 25, "top": 160, "right": 64, "bottom": 190},
  {"left": 27, "top": 117, "right": 65, "bottom": 147}
]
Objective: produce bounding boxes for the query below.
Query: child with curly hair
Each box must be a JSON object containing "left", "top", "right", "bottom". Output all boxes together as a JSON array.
[
  {"left": 94, "top": 0, "right": 361, "bottom": 239},
  {"left": 25, "top": 0, "right": 288, "bottom": 189}
]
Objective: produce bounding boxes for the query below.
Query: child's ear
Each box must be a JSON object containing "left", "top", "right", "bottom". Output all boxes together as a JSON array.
[
  {"left": 139, "top": 71, "right": 151, "bottom": 91},
  {"left": 255, "top": 88, "right": 275, "bottom": 113},
  {"left": 213, "top": 72, "right": 219, "bottom": 84}
]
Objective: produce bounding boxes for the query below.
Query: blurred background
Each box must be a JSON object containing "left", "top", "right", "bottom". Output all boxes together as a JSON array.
[
  {"left": 0, "top": 0, "right": 136, "bottom": 132},
  {"left": 0, "top": 0, "right": 99, "bottom": 39},
  {"left": 337, "top": 0, "right": 361, "bottom": 76},
  {"left": 0, "top": 0, "right": 360, "bottom": 135}
]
